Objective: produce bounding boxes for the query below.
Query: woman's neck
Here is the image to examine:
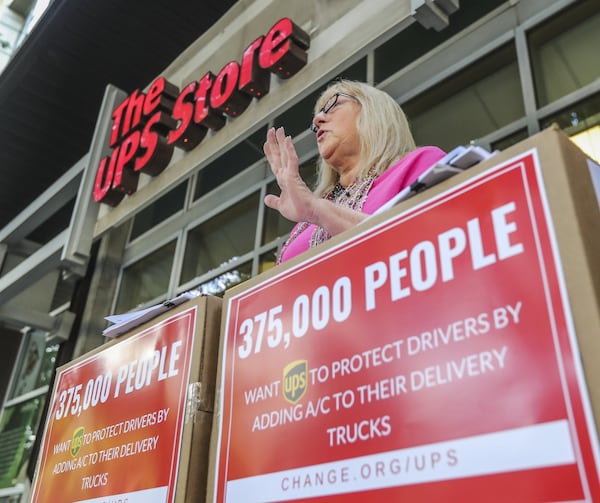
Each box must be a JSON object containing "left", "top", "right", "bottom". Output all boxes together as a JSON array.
[{"left": 336, "top": 162, "right": 362, "bottom": 187}]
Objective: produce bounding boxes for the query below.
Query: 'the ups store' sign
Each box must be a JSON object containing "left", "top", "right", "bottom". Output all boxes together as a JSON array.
[{"left": 93, "top": 18, "right": 310, "bottom": 206}]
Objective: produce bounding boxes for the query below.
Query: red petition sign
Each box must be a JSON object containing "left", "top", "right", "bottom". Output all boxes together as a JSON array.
[
  {"left": 213, "top": 151, "right": 600, "bottom": 502},
  {"left": 30, "top": 308, "right": 197, "bottom": 503}
]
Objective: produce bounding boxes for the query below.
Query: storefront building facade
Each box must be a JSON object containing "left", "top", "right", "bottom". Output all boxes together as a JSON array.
[{"left": 0, "top": 0, "right": 599, "bottom": 500}]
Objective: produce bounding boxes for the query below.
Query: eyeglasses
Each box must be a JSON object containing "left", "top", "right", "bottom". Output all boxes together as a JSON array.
[{"left": 310, "top": 92, "right": 359, "bottom": 133}]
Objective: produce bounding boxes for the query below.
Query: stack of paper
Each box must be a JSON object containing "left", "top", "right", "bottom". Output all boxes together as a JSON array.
[
  {"left": 373, "top": 144, "right": 497, "bottom": 216},
  {"left": 102, "top": 290, "right": 201, "bottom": 338}
]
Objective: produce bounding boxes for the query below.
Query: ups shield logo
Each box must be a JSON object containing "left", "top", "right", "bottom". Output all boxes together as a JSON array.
[
  {"left": 283, "top": 360, "right": 307, "bottom": 404},
  {"left": 70, "top": 427, "right": 85, "bottom": 457}
]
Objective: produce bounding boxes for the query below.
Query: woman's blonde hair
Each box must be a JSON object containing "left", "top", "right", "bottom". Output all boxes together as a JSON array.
[{"left": 312, "top": 80, "right": 416, "bottom": 196}]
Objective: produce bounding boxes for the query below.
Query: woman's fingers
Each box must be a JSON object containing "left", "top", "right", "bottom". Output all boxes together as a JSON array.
[
  {"left": 263, "top": 128, "right": 279, "bottom": 174},
  {"left": 263, "top": 193, "right": 280, "bottom": 210},
  {"left": 264, "top": 127, "right": 291, "bottom": 176},
  {"left": 274, "top": 127, "right": 290, "bottom": 171},
  {"left": 264, "top": 127, "right": 300, "bottom": 183},
  {"left": 283, "top": 134, "right": 298, "bottom": 168}
]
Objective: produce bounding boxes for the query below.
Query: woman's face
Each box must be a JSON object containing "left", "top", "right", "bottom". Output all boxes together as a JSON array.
[{"left": 312, "top": 92, "right": 361, "bottom": 173}]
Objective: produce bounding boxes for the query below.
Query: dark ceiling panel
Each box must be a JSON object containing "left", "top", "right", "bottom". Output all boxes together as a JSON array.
[{"left": 0, "top": 0, "right": 238, "bottom": 230}]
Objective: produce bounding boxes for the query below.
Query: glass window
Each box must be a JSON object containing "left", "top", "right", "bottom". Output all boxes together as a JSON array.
[
  {"left": 194, "top": 261, "right": 252, "bottom": 298},
  {"left": 540, "top": 92, "right": 600, "bottom": 163},
  {"left": 193, "top": 128, "right": 266, "bottom": 200},
  {"left": 262, "top": 158, "right": 318, "bottom": 246},
  {"left": 335, "top": 57, "right": 367, "bottom": 82},
  {"left": 0, "top": 328, "right": 59, "bottom": 492},
  {"left": 529, "top": 0, "right": 600, "bottom": 107},
  {"left": 181, "top": 192, "right": 260, "bottom": 284},
  {"left": 115, "top": 240, "right": 176, "bottom": 313},
  {"left": 375, "top": 0, "right": 506, "bottom": 83},
  {"left": 130, "top": 182, "right": 187, "bottom": 240},
  {"left": 259, "top": 250, "right": 278, "bottom": 274},
  {"left": 0, "top": 398, "right": 46, "bottom": 490},
  {"left": 0, "top": 495, "right": 23, "bottom": 502},
  {"left": 0, "top": 329, "right": 20, "bottom": 406},
  {"left": 9, "top": 330, "right": 58, "bottom": 400},
  {"left": 491, "top": 129, "right": 529, "bottom": 152},
  {"left": 403, "top": 44, "right": 524, "bottom": 151}
]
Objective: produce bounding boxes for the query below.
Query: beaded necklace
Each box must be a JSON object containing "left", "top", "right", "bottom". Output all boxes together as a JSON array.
[{"left": 276, "top": 167, "right": 378, "bottom": 264}]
